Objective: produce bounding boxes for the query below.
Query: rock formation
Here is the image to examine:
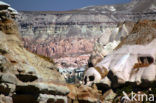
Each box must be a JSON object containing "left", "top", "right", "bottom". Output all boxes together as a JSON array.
[
  {"left": 1, "top": 1, "right": 156, "bottom": 103},
  {"left": 0, "top": 2, "right": 116, "bottom": 103},
  {"left": 88, "top": 21, "right": 135, "bottom": 67},
  {"left": 0, "top": 2, "right": 71, "bottom": 103},
  {"left": 84, "top": 20, "right": 156, "bottom": 102},
  {"left": 16, "top": 0, "right": 156, "bottom": 69}
]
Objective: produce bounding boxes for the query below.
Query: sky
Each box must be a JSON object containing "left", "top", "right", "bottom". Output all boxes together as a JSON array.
[{"left": 2, "top": 0, "right": 131, "bottom": 11}]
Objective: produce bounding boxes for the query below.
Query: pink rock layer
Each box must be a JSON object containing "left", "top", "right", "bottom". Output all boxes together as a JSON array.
[{"left": 23, "top": 37, "right": 95, "bottom": 68}]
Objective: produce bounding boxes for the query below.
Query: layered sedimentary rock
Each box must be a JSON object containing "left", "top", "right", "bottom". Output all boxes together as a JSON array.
[
  {"left": 23, "top": 37, "right": 93, "bottom": 68},
  {"left": 1, "top": 1, "right": 156, "bottom": 103},
  {"left": 17, "top": 11, "right": 111, "bottom": 68},
  {"left": 16, "top": 0, "right": 156, "bottom": 69},
  {"left": 0, "top": 2, "right": 71, "bottom": 103},
  {"left": 0, "top": 2, "right": 117, "bottom": 103}
]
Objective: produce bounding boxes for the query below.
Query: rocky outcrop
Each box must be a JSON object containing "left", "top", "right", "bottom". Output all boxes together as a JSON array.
[
  {"left": 1, "top": 1, "right": 156, "bottom": 103},
  {"left": 117, "top": 20, "right": 156, "bottom": 47},
  {"left": 88, "top": 20, "right": 156, "bottom": 67},
  {"left": 0, "top": 2, "right": 115, "bottom": 103},
  {"left": 84, "top": 20, "right": 156, "bottom": 102},
  {"left": 0, "top": 2, "right": 71, "bottom": 103},
  {"left": 88, "top": 21, "right": 135, "bottom": 67}
]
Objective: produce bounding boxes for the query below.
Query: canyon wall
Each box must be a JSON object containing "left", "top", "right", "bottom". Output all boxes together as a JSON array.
[
  {"left": 16, "top": 0, "right": 156, "bottom": 69},
  {"left": 17, "top": 12, "right": 118, "bottom": 68},
  {"left": 1, "top": 1, "right": 156, "bottom": 103}
]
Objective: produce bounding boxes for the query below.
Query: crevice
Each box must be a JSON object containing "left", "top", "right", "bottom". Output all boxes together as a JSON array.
[{"left": 16, "top": 74, "right": 38, "bottom": 82}]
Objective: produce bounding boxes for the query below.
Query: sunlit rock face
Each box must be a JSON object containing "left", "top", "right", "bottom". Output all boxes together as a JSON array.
[
  {"left": 0, "top": 2, "right": 71, "bottom": 103},
  {"left": 84, "top": 20, "right": 156, "bottom": 87},
  {"left": 88, "top": 21, "right": 135, "bottom": 67},
  {"left": 1, "top": 1, "right": 156, "bottom": 103},
  {"left": 0, "top": 4, "right": 112, "bottom": 102},
  {"left": 16, "top": 0, "right": 156, "bottom": 69},
  {"left": 82, "top": 20, "right": 156, "bottom": 102}
]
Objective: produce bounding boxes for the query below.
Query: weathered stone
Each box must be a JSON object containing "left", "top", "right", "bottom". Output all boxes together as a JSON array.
[
  {"left": 0, "top": 94, "right": 13, "bottom": 103},
  {"left": 36, "top": 82, "right": 70, "bottom": 95},
  {"left": 0, "top": 2, "right": 68, "bottom": 103},
  {"left": 16, "top": 64, "right": 38, "bottom": 82},
  {"left": 103, "top": 89, "right": 116, "bottom": 102},
  {"left": 0, "top": 1, "right": 10, "bottom": 10},
  {"left": 16, "top": 74, "right": 38, "bottom": 82},
  {"left": 0, "top": 83, "right": 16, "bottom": 95},
  {"left": 0, "top": 73, "right": 18, "bottom": 84},
  {"left": 0, "top": 55, "right": 7, "bottom": 72},
  {"left": 68, "top": 84, "right": 103, "bottom": 103},
  {"left": 16, "top": 0, "right": 156, "bottom": 69},
  {"left": 88, "top": 21, "right": 135, "bottom": 67},
  {"left": 38, "top": 94, "right": 67, "bottom": 103},
  {"left": 1, "top": 1, "right": 156, "bottom": 103}
]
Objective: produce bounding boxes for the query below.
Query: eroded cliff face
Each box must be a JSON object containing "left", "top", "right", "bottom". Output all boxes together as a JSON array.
[
  {"left": 0, "top": 6, "right": 115, "bottom": 103},
  {"left": 0, "top": 2, "right": 113, "bottom": 103},
  {"left": 23, "top": 36, "right": 94, "bottom": 68},
  {"left": 17, "top": 11, "right": 117, "bottom": 68},
  {"left": 83, "top": 19, "right": 156, "bottom": 102},
  {"left": 0, "top": 3, "right": 71, "bottom": 103},
  {"left": 1, "top": 1, "right": 156, "bottom": 103},
  {"left": 16, "top": 0, "right": 156, "bottom": 69},
  {"left": 89, "top": 21, "right": 136, "bottom": 66}
]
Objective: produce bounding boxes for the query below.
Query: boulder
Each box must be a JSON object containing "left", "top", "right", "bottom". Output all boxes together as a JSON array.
[{"left": 0, "top": 73, "right": 18, "bottom": 84}]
